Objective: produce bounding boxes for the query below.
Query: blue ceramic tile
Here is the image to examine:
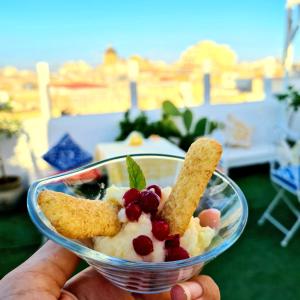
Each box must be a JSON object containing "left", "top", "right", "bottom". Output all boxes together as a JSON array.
[{"left": 43, "top": 133, "right": 92, "bottom": 171}]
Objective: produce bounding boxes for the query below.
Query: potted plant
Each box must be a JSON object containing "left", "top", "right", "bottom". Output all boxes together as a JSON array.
[
  {"left": 116, "top": 100, "right": 221, "bottom": 151},
  {"left": 0, "top": 100, "right": 23, "bottom": 210},
  {"left": 276, "top": 85, "right": 300, "bottom": 142}
]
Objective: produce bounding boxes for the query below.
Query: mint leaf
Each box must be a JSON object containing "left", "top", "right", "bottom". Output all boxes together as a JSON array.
[{"left": 126, "top": 156, "right": 146, "bottom": 190}]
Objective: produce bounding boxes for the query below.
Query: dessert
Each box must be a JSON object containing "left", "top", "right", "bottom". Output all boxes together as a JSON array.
[
  {"left": 93, "top": 184, "right": 216, "bottom": 262},
  {"left": 161, "top": 138, "right": 222, "bottom": 235},
  {"left": 38, "top": 190, "right": 121, "bottom": 239},
  {"left": 38, "top": 137, "right": 222, "bottom": 262}
]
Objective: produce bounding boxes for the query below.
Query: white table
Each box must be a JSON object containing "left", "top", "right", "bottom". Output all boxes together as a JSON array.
[
  {"left": 94, "top": 137, "right": 185, "bottom": 186},
  {"left": 94, "top": 136, "right": 185, "bottom": 161}
]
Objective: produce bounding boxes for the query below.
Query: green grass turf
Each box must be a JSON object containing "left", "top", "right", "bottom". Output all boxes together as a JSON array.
[
  {"left": 1, "top": 165, "right": 300, "bottom": 299},
  {"left": 205, "top": 165, "right": 300, "bottom": 300}
]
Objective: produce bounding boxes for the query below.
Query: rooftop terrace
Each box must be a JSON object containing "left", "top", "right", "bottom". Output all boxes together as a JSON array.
[{"left": 1, "top": 165, "right": 300, "bottom": 300}]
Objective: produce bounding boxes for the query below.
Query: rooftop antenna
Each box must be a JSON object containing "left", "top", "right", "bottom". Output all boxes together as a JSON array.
[{"left": 283, "top": 0, "right": 300, "bottom": 87}]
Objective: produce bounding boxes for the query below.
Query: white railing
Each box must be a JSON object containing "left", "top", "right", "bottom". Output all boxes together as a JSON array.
[{"left": 36, "top": 61, "right": 276, "bottom": 120}]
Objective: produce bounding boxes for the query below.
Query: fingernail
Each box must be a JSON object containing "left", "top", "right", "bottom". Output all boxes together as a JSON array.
[
  {"left": 59, "top": 290, "right": 79, "bottom": 300},
  {"left": 171, "top": 282, "right": 203, "bottom": 300},
  {"left": 199, "top": 208, "right": 221, "bottom": 229}
]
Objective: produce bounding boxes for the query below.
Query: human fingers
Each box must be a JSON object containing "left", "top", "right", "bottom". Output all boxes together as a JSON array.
[
  {"left": 198, "top": 209, "right": 220, "bottom": 229},
  {"left": 134, "top": 291, "right": 171, "bottom": 300},
  {"left": 170, "top": 275, "right": 220, "bottom": 300},
  {"left": 63, "top": 266, "right": 134, "bottom": 300},
  {"left": 19, "top": 241, "right": 79, "bottom": 286},
  {"left": 0, "top": 241, "right": 79, "bottom": 299}
]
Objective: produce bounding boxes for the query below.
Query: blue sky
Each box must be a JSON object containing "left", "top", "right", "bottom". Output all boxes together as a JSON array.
[{"left": 0, "top": 0, "right": 289, "bottom": 69}]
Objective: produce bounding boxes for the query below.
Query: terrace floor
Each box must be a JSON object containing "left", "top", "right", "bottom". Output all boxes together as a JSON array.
[{"left": 1, "top": 165, "right": 300, "bottom": 300}]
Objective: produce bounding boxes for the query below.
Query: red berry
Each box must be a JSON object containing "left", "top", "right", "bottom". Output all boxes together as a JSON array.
[
  {"left": 132, "top": 235, "right": 154, "bottom": 256},
  {"left": 165, "top": 234, "right": 180, "bottom": 249},
  {"left": 147, "top": 185, "right": 162, "bottom": 198},
  {"left": 140, "top": 190, "right": 160, "bottom": 213},
  {"left": 123, "top": 188, "right": 141, "bottom": 207},
  {"left": 165, "top": 247, "right": 190, "bottom": 261},
  {"left": 150, "top": 213, "right": 161, "bottom": 221},
  {"left": 125, "top": 202, "right": 142, "bottom": 221},
  {"left": 152, "top": 220, "right": 170, "bottom": 241}
]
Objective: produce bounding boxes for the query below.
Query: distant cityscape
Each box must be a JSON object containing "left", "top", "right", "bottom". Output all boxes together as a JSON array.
[{"left": 0, "top": 40, "right": 291, "bottom": 119}]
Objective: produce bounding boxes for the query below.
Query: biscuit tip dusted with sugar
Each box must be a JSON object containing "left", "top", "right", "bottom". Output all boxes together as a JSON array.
[
  {"left": 160, "top": 137, "right": 222, "bottom": 235},
  {"left": 38, "top": 190, "right": 121, "bottom": 239}
]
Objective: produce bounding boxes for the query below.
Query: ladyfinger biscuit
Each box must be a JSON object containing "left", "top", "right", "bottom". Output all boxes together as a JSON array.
[
  {"left": 38, "top": 190, "right": 121, "bottom": 239},
  {"left": 160, "top": 137, "right": 222, "bottom": 235}
]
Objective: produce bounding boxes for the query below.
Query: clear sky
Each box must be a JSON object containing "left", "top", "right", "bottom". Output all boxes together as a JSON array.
[{"left": 0, "top": 0, "right": 290, "bottom": 69}]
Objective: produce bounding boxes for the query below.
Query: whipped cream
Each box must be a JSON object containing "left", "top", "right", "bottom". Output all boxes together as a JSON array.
[{"left": 94, "top": 186, "right": 215, "bottom": 262}]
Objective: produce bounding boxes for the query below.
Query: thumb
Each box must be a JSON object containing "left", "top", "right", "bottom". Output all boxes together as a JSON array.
[
  {"left": 63, "top": 267, "right": 134, "bottom": 300},
  {"left": 193, "top": 275, "right": 220, "bottom": 300},
  {"left": 171, "top": 275, "right": 220, "bottom": 300}
]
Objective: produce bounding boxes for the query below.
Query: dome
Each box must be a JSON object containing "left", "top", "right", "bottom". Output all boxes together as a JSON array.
[
  {"left": 103, "top": 47, "right": 118, "bottom": 65},
  {"left": 105, "top": 47, "right": 117, "bottom": 55}
]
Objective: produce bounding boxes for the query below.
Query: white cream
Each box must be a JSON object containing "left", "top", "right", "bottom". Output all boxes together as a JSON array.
[
  {"left": 103, "top": 185, "right": 129, "bottom": 205},
  {"left": 118, "top": 208, "right": 128, "bottom": 223},
  {"left": 94, "top": 213, "right": 165, "bottom": 262},
  {"left": 181, "top": 217, "right": 215, "bottom": 257},
  {"left": 158, "top": 186, "right": 172, "bottom": 212},
  {"left": 95, "top": 186, "right": 216, "bottom": 262}
]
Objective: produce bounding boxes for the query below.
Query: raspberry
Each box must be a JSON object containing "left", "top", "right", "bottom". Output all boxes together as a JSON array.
[
  {"left": 123, "top": 188, "right": 141, "bottom": 207},
  {"left": 140, "top": 190, "right": 160, "bottom": 213},
  {"left": 164, "top": 234, "right": 180, "bottom": 249},
  {"left": 152, "top": 220, "right": 170, "bottom": 241},
  {"left": 132, "top": 235, "right": 154, "bottom": 256},
  {"left": 165, "top": 247, "right": 190, "bottom": 261},
  {"left": 147, "top": 185, "right": 162, "bottom": 198},
  {"left": 150, "top": 213, "right": 164, "bottom": 222},
  {"left": 125, "top": 202, "right": 142, "bottom": 221}
]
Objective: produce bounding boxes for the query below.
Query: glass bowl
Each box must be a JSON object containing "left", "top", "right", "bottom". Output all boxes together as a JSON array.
[{"left": 27, "top": 154, "right": 248, "bottom": 294}]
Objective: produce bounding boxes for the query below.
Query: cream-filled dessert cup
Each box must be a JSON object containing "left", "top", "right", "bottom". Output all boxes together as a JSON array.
[{"left": 28, "top": 154, "right": 248, "bottom": 294}]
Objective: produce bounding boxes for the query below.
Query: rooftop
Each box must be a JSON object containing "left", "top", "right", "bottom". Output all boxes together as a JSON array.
[{"left": 1, "top": 166, "right": 299, "bottom": 300}]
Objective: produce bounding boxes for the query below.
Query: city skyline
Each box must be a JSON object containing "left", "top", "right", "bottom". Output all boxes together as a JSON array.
[{"left": 0, "top": 0, "right": 293, "bottom": 69}]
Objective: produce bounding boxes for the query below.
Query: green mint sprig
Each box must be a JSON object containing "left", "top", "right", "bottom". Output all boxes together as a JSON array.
[{"left": 126, "top": 156, "right": 146, "bottom": 190}]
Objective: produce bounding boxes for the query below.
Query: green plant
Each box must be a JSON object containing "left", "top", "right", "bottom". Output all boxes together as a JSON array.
[
  {"left": 0, "top": 100, "right": 21, "bottom": 138},
  {"left": 116, "top": 111, "right": 149, "bottom": 141},
  {"left": 116, "top": 100, "right": 221, "bottom": 151},
  {"left": 276, "top": 86, "right": 300, "bottom": 135},
  {"left": 276, "top": 86, "right": 300, "bottom": 112},
  {"left": 0, "top": 99, "right": 22, "bottom": 179},
  {"left": 0, "top": 157, "right": 6, "bottom": 179},
  {"left": 162, "top": 101, "right": 220, "bottom": 151},
  {"left": 0, "top": 119, "right": 21, "bottom": 138}
]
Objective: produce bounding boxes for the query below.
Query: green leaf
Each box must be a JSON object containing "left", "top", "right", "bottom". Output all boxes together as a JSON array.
[
  {"left": 179, "top": 134, "right": 195, "bottom": 152},
  {"left": 193, "top": 118, "right": 207, "bottom": 137},
  {"left": 193, "top": 117, "right": 220, "bottom": 137},
  {"left": 276, "top": 93, "right": 288, "bottom": 101},
  {"left": 276, "top": 85, "right": 300, "bottom": 112},
  {"left": 182, "top": 108, "right": 193, "bottom": 132},
  {"left": 161, "top": 116, "right": 182, "bottom": 136},
  {"left": 126, "top": 156, "right": 146, "bottom": 190},
  {"left": 162, "top": 100, "right": 181, "bottom": 116}
]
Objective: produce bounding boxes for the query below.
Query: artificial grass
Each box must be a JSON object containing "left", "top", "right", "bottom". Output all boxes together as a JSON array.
[
  {"left": 0, "top": 165, "right": 300, "bottom": 299},
  {"left": 205, "top": 165, "right": 300, "bottom": 300},
  {"left": 0, "top": 207, "right": 41, "bottom": 277}
]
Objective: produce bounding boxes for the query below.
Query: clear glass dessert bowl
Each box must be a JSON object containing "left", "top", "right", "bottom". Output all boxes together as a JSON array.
[{"left": 27, "top": 154, "right": 248, "bottom": 294}]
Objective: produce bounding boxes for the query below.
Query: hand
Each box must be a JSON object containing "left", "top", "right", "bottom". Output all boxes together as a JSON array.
[
  {"left": 0, "top": 210, "right": 220, "bottom": 300},
  {"left": 0, "top": 241, "right": 132, "bottom": 300}
]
